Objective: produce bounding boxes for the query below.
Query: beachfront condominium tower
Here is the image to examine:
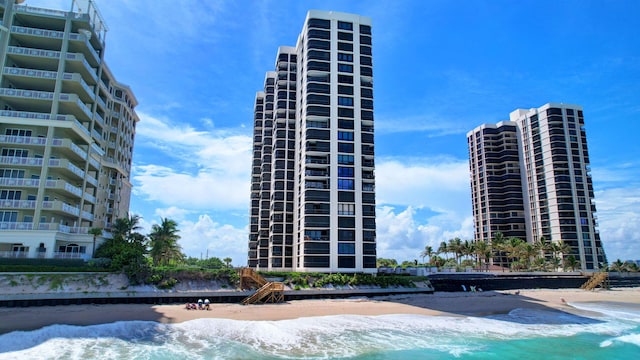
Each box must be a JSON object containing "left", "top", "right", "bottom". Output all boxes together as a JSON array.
[
  {"left": 249, "top": 11, "right": 376, "bottom": 273},
  {"left": 468, "top": 103, "right": 607, "bottom": 271},
  {"left": 467, "top": 121, "right": 527, "bottom": 268},
  {"left": 0, "top": 1, "right": 139, "bottom": 260}
]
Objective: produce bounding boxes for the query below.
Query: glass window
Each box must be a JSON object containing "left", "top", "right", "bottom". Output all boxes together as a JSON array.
[
  {"left": 338, "top": 97, "right": 353, "bottom": 106},
  {"left": 338, "top": 64, "right": 353, "bottom": 73},
  {"left": 338, "top": 166, "right": 354, "bottom": 177},
  {"left": 338, "top": 142, "right": 354, "bottom": 153},
  {"left": 338, "top": 154, "right": 354, "bottom": 164},
  {"left": 338, "top": 243, "right": 355, "bottom": 254},
  {"left": 338, "top": 32, "right": 353, "bottom": 41},
  {"left": 338, "top": 203, "right": 355, "bottom": 215},
  {"left": 338, "top": 229, "right": 355, "bottom": 241},
  {"left": 338, "top": 179, "right": 354, "bottom": 190},
  {"left": 338, "top": 131, "right": 353, "bottom": 140},
  {"left": 338, "top": 85, "right": 353, "bottom": 95},
  {"left": 338, "top": 53, "right": 353, "bottom": 62},
  {"left": 338, "top": 21, "right": 353, "bottom": 30},
  {"left": 338, "top": 42, "right": 353, "bottom": 51}
]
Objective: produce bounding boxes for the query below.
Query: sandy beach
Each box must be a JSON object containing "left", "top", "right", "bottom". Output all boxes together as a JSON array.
[{"left": 1, "top": 287, "right": 638, "bottom": 335}]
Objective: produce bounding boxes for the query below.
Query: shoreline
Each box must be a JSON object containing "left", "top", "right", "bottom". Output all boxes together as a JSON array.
[{"left": 1, "top": 287, "right": 639, "bottom": 335}]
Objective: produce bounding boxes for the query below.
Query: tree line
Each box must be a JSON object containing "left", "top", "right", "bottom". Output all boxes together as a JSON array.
[
  {"left": 379, "top": 232, "right": 636, "bottom": 273},
  {"left": 92, "top": 214, "right": 233, "bottom": 283}
]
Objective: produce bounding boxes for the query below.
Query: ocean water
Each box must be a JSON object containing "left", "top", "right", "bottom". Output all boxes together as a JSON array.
[{"left": 0, "top": 301, "right": 638, "bottom": 359}]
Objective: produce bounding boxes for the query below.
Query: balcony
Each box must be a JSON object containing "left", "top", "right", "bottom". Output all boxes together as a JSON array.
[
  {"left": 65, "top": 52, "right": 98, "bottom": 83},
  {"left": 82, "top": 210, "right": 94, "bottom": 221},
  {"left": 84, "top": 192, "right": 96, "bottom": 204},
  {"left": 68, "top": 31, "right": 100, "bottom": 65},
  {"left": 42, "top": 200, "right": 81, "bottom": 217}
]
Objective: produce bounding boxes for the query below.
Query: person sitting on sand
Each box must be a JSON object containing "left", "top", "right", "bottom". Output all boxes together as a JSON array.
[
  {"left": 204, "top": 298, "right": 210, "bottom": 310},
  {"left": 197, "top": 299, "right": 203, "bottom": 310}
]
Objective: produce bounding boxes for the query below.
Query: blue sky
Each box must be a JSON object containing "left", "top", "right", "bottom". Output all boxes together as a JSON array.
[{"left": 34, "top": 0, "right": 640, "bottom": 265}]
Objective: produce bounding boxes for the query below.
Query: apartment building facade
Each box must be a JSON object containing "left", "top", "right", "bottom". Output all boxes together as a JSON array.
[
  {"left": 468, "top": 103, "right": 607, "bottom": 271},
  {"left": 0, "top": 0, "right": 138, "bottom": 260},
  {"left": 249, "top": 11, "right": 376, "bottom": 273}
]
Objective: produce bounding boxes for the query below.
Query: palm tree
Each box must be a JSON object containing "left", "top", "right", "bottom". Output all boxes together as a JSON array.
[
  {"left": 564, "top": 255, "right": 580, "bottom": 271},
  {"left": 448, "top": 237, "right": 463, "bottom": 264},
  {"left": 462, "top": 240, "right": 474, "bottom": 263},
  {"left": 610, "top": 259, "right": 625, "bottom": 272},
  {"left": 491, "top": 232, "right": 507, "bottom": 270},
  {"left": 148, "top": 218, "right": 183, "bottom": 266},
  {"left": 223, "top": 257, "right": 233, "bottom": 268},
  {"left": 420, "top": 245, "right": 434, "bottom": 265},
  {"left": 88, "top": 227, "right": 103, "bottom": 258},
  {"left": 438, "top": 241, "right": 449, "bottom": 261},
  {"left": 504, "top": 237, "right": 525, "bottom": 271},
  {"left": 112, "top": 213, "right": 143, "bottom": 242},
  {"left": 474, "top": 240, "right": 491, "bottom": 271}
]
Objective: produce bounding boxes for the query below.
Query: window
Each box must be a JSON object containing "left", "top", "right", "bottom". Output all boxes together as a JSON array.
[
  {"left": 0, "top": 190, "right": 21, "bottom": 200},
  {"left": 5, "top": 129, "right": 32, "bottom": 136},
  {"left": 1, "top": 149, "right": 28, "bottom": 157},
  {"left": 338, "top": 131, "right": 353, "bottom": 141},
  {"left": 338, "top": 203, "right": 355, "bottom": 215},
  {"left": 338, "top": 53, "right": 353, "bottom": 62},
  {"left": 338, "top": 166, "right": 354, "bottom": 177},
  {"left": 338, "top": 32, "right": 353, "bottom": 41},
  {"left": 338, "top": 119, "right": 354, "bottom": 129},
  {"left": 338, "top": 142, "right": 354, "bottom": 153},
  {"left": 338, "top": 21, "right": 353, "bottom": 30},
  {"left": 0, "top": 169, "right": 24, "bottom": 178},
  {"left": 338, "top": 243, "right": 355, "bottom": 254},
  {"left": 338, "top": 108, "right": 354, "bottom": 117},
  {"left": 0, "top": 211, "right": 18, "bottom": 222},
  {"left": 339, "top": 229, "right": 355, "bottom": 241},
  {"left": 338, "top": 42, "right": 353, "bottom": 51},
  {"left": 338, "top": 97, "right": 353, "bottom": 106},
  {"left": 338, "top": 154, "right": 354, "bottom": 164},
  {"left": 338, "top": 85, "right": 353, "bottom": 95},
  {"left": 338, "top": 74, "right": 353, "bottom": 84},
  {"left": 359, "top": 24, "right": 371, "bottom": 34},
  {"left": 338, "top": 179, "right": 354, "bottom": 190},
  {"left": 338, "top": 256, "right": 356, "bottom": 268},
  {"left": 338, "top": 64, "right": 353, "bottom": 73}
]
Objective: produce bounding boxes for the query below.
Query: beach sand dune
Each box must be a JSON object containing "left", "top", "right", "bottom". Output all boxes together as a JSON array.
[{"left": 1, "top": 288, "right": 638, "bottom": 335}]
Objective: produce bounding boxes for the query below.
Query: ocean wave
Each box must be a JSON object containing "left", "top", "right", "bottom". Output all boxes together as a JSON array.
[
  {"left": 0, "top": 311, "right": 638, "bottom": 359},
  {"left": 568, "top": 302, "right": 640, "bottom": 324}
]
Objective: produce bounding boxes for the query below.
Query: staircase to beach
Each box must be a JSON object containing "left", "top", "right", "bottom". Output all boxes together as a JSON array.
[
  {"left": 580, "top": 272, "right": 610, "bottom": 290},
  {"left": 240, "top": 268, "right": 285, "bottom": 305}
]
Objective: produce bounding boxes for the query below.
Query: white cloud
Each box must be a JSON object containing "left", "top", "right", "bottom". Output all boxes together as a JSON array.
[
  {"left": 376, "top": 157, "right": 471, "bottom": 213},
  {"left": 375, "top": 206, "right": 474, "bottom": 263},
  {"left": 373, "top": 157, "right": 474, "bottom": 262},
  {"left": 594, "top": 187, "right": 640, "bottom": 262},
  {"left": 132, "top": 112, "right": 252, "bottom": 210},
  {"left": 176, "top": 214, "right": 247, "bottom": 266}
]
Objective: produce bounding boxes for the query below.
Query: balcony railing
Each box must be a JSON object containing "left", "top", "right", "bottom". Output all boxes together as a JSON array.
[
  {"left": 0, "top": 251, "right": 28, "bottom": 259},
  {"left": 7, "top": 46, "right": 61, "bottom": 60},
  {"left": 0, "top": 87, "right": 54, "bottom": 101},
  {"left": 0, "top": 177, "right": 38, "bottom": 187},
  {"left": 0, "top": 134, "right": 47, "bottom": 146},
  {"left": 15, "top": 4, "right": 67, "bottom": 19},
  {"left": 53, "top": 252, "right": 89, "bottom": 260}
]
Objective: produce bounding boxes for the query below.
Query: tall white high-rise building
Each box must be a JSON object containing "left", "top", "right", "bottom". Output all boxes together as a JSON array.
[
  {"left": 468, "top": 103, "right": 607, "bottom": 271},
  {"left": 0, "top": 1, "right": 139, "bottom": 260},
  {"left": 249, "top": 11, "right": 376, "bottom": 273}
]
